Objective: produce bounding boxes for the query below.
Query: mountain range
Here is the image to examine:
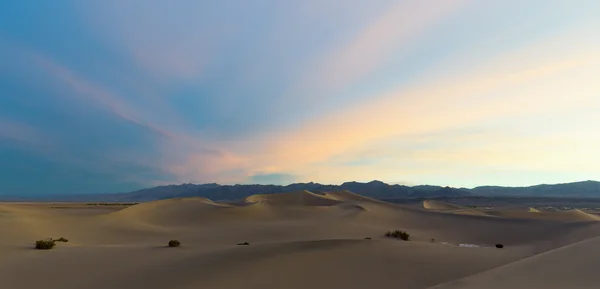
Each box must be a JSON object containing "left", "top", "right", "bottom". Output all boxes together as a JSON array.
[{"left": 3, "top": 180, "right": 599, "bottom": 202}]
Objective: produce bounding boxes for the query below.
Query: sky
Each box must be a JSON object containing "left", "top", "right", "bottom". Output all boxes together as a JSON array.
[{"left": 1, "top": 0, "right": 599, "bottom": 195}]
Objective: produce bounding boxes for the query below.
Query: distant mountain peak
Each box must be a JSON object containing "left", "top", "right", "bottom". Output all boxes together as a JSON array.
[{"left": 4, "top": 180, "right": 599, "bottom": 202}]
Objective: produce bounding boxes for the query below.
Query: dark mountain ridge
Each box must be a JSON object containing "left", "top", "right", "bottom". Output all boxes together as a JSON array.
[{"left": 1, "top": 180, "right": 598, "bottom": 202}]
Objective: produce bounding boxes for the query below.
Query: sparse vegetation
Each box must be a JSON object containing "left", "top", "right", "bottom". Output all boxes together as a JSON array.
[
  {"left": 35, "top": 239, "right": 56, "bottom": 250},
  {"left": 54, "top": 237, "right": 68, "bottom": 242},
  {"left": 430, "top": 238, "right": 436, "bottom": 243},
  {"left": 385, "top": 230, "right": 410, "bottom": 241},
  {"left": 237, "top": 242, "right": 250, "bottom": 245},
  {"left": 168, "top": 240, "right": 181, "bottom": 247},
  {"left": 495, "top": 244, "right": 504, "bottom": 249},
  {"left": 364, "top": 237, "right": 372, "bottom": 240}
]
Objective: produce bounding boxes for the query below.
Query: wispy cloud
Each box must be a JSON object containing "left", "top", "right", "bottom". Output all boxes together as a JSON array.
[
  {"left": 0, "top": 118, "right": 47, "bottom": 146},
  {"left": 294, "top": 0, "right": 469, "bottom": 96},
  {"left": 80, "top": 0, "right": 224, "bottom": 82},
  {"left": 33, "top": 54, "right": 173, "bottom": 138}
]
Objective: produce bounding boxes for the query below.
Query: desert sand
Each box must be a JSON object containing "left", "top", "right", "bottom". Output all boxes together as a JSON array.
[{"left": 1, "top": 191, "right": 599, "bottom": 289}]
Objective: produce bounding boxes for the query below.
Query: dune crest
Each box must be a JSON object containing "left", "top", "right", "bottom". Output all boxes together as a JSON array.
[
  {"left": 422, "top": 200, "right": 489, "bottom": 217},
  {"left": 322, "top": 190, "right": 385, "bottom": 204},
  {"left": 559, "top": 209, "right": 600, "bottom": 221},
  {"left": 423, "top": 200, "right": 465, "bottom": 211},
  {"left": 244, "top": 190, "right": 341, "bottom": 207},
  {"left": 110, "top": 197, "right": 237, "bottom": 226}
]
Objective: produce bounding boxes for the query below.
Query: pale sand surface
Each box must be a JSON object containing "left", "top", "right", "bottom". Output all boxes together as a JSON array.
[{"left": 1, "top": 191, "right": 600, "bottom": 289}]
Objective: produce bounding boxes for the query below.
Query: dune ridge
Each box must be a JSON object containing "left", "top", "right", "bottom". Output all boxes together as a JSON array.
[{"left": 244, "top": 190, "right": 342, "bottom": 206}]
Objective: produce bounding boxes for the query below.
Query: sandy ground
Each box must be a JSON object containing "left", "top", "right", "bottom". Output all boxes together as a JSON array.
[{"left": 1, "top": 191, "right": 599, "bottom": 289}]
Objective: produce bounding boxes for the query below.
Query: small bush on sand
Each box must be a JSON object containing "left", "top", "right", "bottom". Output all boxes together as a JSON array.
[
  {"left": 237, "top": 242, "right": 250, "bottom": 246},
  {"left": 495, "top": 244, "right": 504, "bottom": 249},
  {"left": 55, "top": 237, "right": 68, "bottom": 242},
  {"left": 364, "top": 237, "right": 372, "bottom": 240},
  {"left": 168, "top": 240, "right": 181, "bottom": 247},
  {"left": 385, "top": 230, "right": 410, "bottom": 241},
  {"left": 35, "top": 239, "right": 56, "bottom": 250}
]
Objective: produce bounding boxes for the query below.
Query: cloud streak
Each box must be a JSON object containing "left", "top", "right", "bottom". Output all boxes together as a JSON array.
[
  {"left": 33, "top": 55, "right": 173, "bottom": 138},
  {"left": 0, "top": 118, "right": 46, "bottom": 146},
  {"left": 295, "top": 0, "right": 469, "bottom": 96}
]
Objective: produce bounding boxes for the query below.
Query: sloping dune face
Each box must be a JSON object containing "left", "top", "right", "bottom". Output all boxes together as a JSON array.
[
  {"left": 431, "top": 236, "right": 600, "bottom": 289},
  {"left": 244, "top": 190, "right": 341, "bottom": 206},
  {"left": 0, "top": 204, "right": 45, "bottom": 242}
]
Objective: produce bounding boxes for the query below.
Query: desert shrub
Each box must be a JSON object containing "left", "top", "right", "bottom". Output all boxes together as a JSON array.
[
  {"left": 495, "top": 244, "right": 504, "bottom": 249},
  {"left": 430, "top": 238, "right": 436, "bottom": 243},
  {"left": 55, "top": 237, "right": 68, "bottom": 242},
  {"left": 364, "top": 237, "right": 372, "bottom": 240},
  {"left": 168, "top": 240, "right": 181, "bottom": 247},
  {"left": 237, "top": 242, "right": 250, "bottom": 246},
  {"left": 385, "top": 230, "right": 410, "bottom": 241},
  {"left": 35, "top": 239, "right": 56, "bottom": 250}
]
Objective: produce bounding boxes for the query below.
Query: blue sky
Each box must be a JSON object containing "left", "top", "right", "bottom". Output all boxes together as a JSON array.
[{"left": 1, "top": 0, "right": 599, "bottom": 195}]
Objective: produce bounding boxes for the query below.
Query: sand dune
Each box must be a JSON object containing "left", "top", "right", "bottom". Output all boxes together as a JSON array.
[
  {"left": 484, "top": 208, "right": 600, "bottom": 222},
  {"left": 423, "top": 200, "right": 600, "bottom": 222},
  {"left": 1, "top": 192, "right": 600, "bottom": 289},
  {"left": 244, "top": 190, "right": 341, "bottom": 206},
  {"left": 560, "top": 209, "right": 600, "bottom": 221},
  {"left": 422, "top": 200, "right": 489, "bottom": 217}
]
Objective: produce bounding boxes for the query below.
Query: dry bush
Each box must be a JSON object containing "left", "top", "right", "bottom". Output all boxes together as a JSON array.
[
  {"left": 35, "top": 239, "right": 56, "bottom": 250},
  {"left": 385, "top": 230, "right": 410, "bottom": 241}
]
